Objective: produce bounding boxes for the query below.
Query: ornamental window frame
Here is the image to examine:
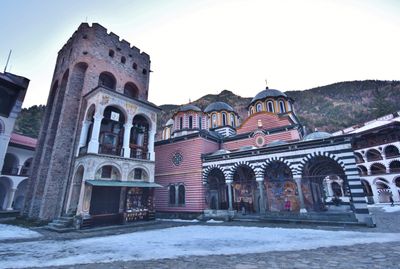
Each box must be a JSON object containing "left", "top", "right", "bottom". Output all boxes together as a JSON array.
[
  {"left": 168, "top": 183, "right": 186, "bottom": 206},
  {"left": 266, "top": 101, "right": 274, "bottom": 112}
]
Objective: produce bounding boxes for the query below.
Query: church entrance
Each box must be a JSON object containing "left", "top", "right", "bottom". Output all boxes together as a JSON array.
[
  {"left": 89, "top": 186, "right": 121, "bottom": 225},
  {"left": 232, "top": 165, "right": 258, "bottom": 213},
  {"left": 205, "top": 168, "right": 228, "bottom": 210}
]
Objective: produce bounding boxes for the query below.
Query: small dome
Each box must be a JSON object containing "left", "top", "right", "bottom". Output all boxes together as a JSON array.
[
  {"left": 178, "top": 104, "right": 202, "bottom": 112},
  {"left": 266, "top": 140, "right": 288, "bottom": 147},
  {"left": 204, "top": 102, "right": 235, "bottom": 113},
  {"left": 303, "top": 131, "right": 332, "bottom": 141},
  {"left": 165, "top": 119, "right": 174, "bottom": 126},
  {"left": 250, "top": 88, "right": 287, "bottom": 105}
]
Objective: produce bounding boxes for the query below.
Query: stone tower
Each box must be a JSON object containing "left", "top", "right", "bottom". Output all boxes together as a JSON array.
[{"left": 23, "top": 23, "right": 159, "bottom": 222}]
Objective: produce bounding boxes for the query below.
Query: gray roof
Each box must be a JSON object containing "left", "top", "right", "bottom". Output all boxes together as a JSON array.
[
  {"left": 178, "top": 104, "right": 202, "bottom": 112},
  {"left": 250, "top": 88, "right": 287, "bottom": 104},
  {"left": 303, "top": 131, "right": 332, "bottom": 141},
  {"left": 204, "top": 101, "right": 235, "bottom": 113}
]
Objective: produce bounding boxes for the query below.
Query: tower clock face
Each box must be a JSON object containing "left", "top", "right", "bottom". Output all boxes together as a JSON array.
[{"left": 172, "top": 152, "right": 183, "bottom": 166}]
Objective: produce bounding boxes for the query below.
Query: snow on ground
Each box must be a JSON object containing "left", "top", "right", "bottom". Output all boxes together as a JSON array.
[
  {"left": 0, "top": 224, "right": 41, "bottom": 241},
  {"left": 206, "top": 219, "right": 224, "bottom": 223},
  {"left": 157, "top": 218, "right": 199, "bottom": 222},
  {"left": 368, "top": 204, "right": 400, "bottom": 213},
  {"left": 1, "top": 226, "right": 400, "bottom": 268}
]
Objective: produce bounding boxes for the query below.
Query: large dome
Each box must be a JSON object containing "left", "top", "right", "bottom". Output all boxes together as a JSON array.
[
  {"left": 204, "top": 101, "right": 235, "bottom": 113},
  {"left": 303, "top": 131, "right": 332, "bottom": 141},
  {"left": 250, "top": 88, "right": 287, "bottom": 104},
  {"left": 178, "top": 104, "right": 202, "bottom": 112}
]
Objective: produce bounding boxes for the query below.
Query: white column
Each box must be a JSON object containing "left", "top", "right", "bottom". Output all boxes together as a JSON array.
[
  {"left": 294, "top": 175, "right": 307, "bottom": 213},
  {"left": 326, "top": 180, "right": 333, "bottom": 197},
  {"left": 256, "top": 176, "right": 266, "bottom": 214},
  {"left": 371, "top": 183, "right": 379, "bottom": 204},
  {"left": 88, "top": 114, "right": 103, "bottom": 154},
  {"left": 226, "top": 179, "right": 233, "bottom": 211},
  {"left": 6, "top": 188, "right": 17, "bottom": 210},
  {"left": 390, "top": 183, "right": 400, "bottom": 202},
  {"left": 77, "top": 120, "right": 91, "bottom": 156},
  {"left": 123, "top": 122, "right": 133, "bottom": 158},
  {"left": 148, "top": 129, "right": 156, "bottom": 161}
]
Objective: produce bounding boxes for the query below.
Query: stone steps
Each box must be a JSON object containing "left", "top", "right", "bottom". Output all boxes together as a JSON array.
[{"left": 45, "top": 216, "right": 75, "bottom": 233}]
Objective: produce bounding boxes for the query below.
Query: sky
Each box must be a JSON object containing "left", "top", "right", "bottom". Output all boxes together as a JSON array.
[{"left": 1, "top": 0, "right": 400, "bottom": 108}]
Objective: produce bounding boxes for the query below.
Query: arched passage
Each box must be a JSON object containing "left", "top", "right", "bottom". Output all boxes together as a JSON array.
[
  {"left": 99, "top": 72, "right": 116, "bottom": 90},
  {"left": 301, "top": 156, "right": 349, "bottom": 212},
  {"left": 0, "top": 177, "right": 12, "bottom": 210},
  {"left": 205, "top": 168, "right": 228, "bottom": 210},
  {"left": 67, "top": 166, "right": 84, "bottom": 213},
  {"left": 374, "top": 178, "right": 391, "bottom": 203},
  {"left": 99, "top": 106, "right": 126, "bottom": 156},
  {"left": 14, "top": 179, "right": 28, "bottom": 210},
  {"left": 263, "top": 161, "right": 299, "bottom": 212},
  {"left": 354, "top": 152, "right": 364, "bottom": 163},
  {"left": 385, "top": 145, "right": 400, "bottom": 159},
  {"left": 370, "top": 163, "right": 386, "bottom": 175},
  {"left": 232, "top": 165, "right": 258, "bottom": 213},
  {"left": 20, "top": 158, "right": 33, "bottom": 176},
  {"left": 357, "top": 165, "right": 368, "bottom": 176},
  {"left": 2, "top": 153, "right": 19, "bottom": 175},
  {"left": 124, "top": 82, "right": 139, "bottom": 99},
  {"left": 366, "top": 149, "right": 382, "bottom": 162},
  {"left": 389, "top": 161, "right": 400, "bottom": 173},
  {"left": 130, "top": 115, "right": 150, "bottom": 159}
]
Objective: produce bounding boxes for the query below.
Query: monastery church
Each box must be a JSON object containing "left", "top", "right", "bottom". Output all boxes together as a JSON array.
[{"left": 13, "top": 23, "right": 379, "bottom": 228}]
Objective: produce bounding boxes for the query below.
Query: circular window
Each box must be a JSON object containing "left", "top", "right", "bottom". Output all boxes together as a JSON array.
[
  {"left": 255, "top": 136, "right": 265, "bottom": 147},
  {"left": 172, "top": 152, "right": 183, "bottom": 166}
]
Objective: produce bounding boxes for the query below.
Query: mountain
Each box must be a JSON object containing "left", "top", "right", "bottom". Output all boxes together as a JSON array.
[{"left": 14, "top": 80, "right": 400, "bottom": 139}]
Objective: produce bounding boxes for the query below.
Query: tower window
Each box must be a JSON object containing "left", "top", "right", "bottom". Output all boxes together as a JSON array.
[
  {"left": 279, "top": 100, "right": 286, "bottom": 113},
  {"left": 222, "top": 113, "right": 227, "bottom": 126},
  {"left": 142, "top": 69, "right": 147, "bottom": 75},
  {"left": 109, "top": 49, "right": 115, "bottom": 57},
  {"left": 267, "top": 101, "right": 274, "bottom": 112},
  {"left": 189, "top": 116, "right": 193, "bottom": 129},
  {"left": 179, "top": 117, "right": 183, "bottom": 129},
  {"left": 230, "top": 114, "right": 235, "bottom": 127},
  {"left": 256, "top": 103, "right": 262, "bottom": 112},
  {"left": 121, "top": 56, "right": 126, "bottom": 64},
  {"left": 132, "top": 63, "right": 137, "bottom": 70},
  {"left": 212, "top": 114, "right": 217, "bottom": 128},
  {"left": 199, "top": 116, "right": 202, "bottom": 129}
]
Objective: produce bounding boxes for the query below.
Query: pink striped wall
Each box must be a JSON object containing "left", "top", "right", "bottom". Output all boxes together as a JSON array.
[
  {"left": 155, "top": 137, "right": 219, "bottom": 212},
  {"left": 236, "top": 112, "right": 292, "bottom": 134}
]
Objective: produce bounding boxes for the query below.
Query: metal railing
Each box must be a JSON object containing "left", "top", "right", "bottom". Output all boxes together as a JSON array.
[
  {"left": 99, "top": 144, "right": 122, "bottom": 156},
  {"left": 130, "top": 150, "right": 150, "bottom": 160}
]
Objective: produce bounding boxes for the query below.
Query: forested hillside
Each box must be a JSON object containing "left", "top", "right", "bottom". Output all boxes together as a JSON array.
[{"left": 14, "top": 80, "right": 400, "bottom": 138}]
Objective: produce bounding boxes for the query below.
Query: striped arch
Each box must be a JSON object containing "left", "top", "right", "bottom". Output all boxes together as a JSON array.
[
  {"left": 202, "top": 164, "right": 229, "bottom": 183},
  {"left": 296, "top": 151, "right": 345, "bottom": 175},
  {"left": 260, "top": 157, "right": 295, "bottom": 176},
  {"left": 228, "top": 161, "right": 257, "bottom": 178}
]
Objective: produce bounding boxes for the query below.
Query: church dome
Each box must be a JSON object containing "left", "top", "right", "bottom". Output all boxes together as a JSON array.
[
  {"left": 204, "top": 102, "right": 235, "bottom": 113},
  {"left": 250, "top": 88, "right": 287, "bottom": 105},
  {"left": 303, "top": 131, "right": 332, "bottom": 141},
  {"left": 178, "top": 104, "right": 202, "bottom": 112}
]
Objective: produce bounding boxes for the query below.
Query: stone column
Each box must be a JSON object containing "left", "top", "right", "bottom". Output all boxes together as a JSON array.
[
  {"left": 123, "top": 122, "right": 133, "bottom": 158},
  {"left": 226, "top": 180, "right": 233, "bottom": 211},
  {"left": 6, "top": 188, "right": 17, "bottom": 210},
  {"left": 294, "top": 175, "right": 307, "bottom": 213},
  {"left": 148, "top": 129, "right": 156, "bottom": 161},
  {"left": 370, "top": 182, "right": 379, "bottom": 203},
  {"left": 326, "top": 180, "right": 333, "bottom": 197},
  {"left": 256, "top": 176, "right": 266, "bottom": 214},
  {"left": 88, "top": 114, "right": 103, "bottom": 154},
  {"left": 77, "top": 120, "right": 91, "bottom": 156},
  {"left": 389, "top": 183, "right": 400, "bottom": 202}
]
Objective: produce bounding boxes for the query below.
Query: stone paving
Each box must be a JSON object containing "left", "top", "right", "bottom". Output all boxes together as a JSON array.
[{"left": 3, "top": 206, "right": 400, "bottom": 269}]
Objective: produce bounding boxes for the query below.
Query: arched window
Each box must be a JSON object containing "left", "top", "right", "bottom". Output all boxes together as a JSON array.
[
  {"left": 230, "top": 114, "right": 235, "bottom": 127},
  {"left": 279, "top": 100, "right": 286, "bottom": 113},
  {"left": 199, "top": 116, "right": 202, "bottom": 129},
  {"left": 366, "top": 149, "right": 383, "bottom": 162},
  {"left": 370, "top": 163, "right": 386, "bottom": 175},
  {"left": 121, "top": 56, "right": 126, "bottom": 64},
  {"left": 354, "top": 152, "right": 364, "bottom": 163},
  {"left": 99, "top": 72, "right": 116, "bottom": 90},
  {"left": 189, "top": 116, "right": 193, "bottom": 129},
  {"left": 256, "top": 103, "right": 262, "bottom": 112},
  {"left": 95, "top": 165, "right": 120, "bottom": 179},
  {"left": 99, "top": 106, "right": 125, "bottom": 156},
  {"left": 267, "top": 101, "right": 274, "bottom": 112},
  {"left": 385, "top": 145, "right": 400, "bottom": 158},
  {"left": 178, "top": 185, "right": 185, "bottom": 205},
  {"left": 124, "top": 82, "right": 139, "bottom": 99},
  {"left": 212, "top": 114, "right": 217, "bottom": 128},
  {"left": 130, "top": 115, "right": 150, "bottom": 159},
  {"left": 222, "top": 113, "right": 227, "bottom": 126},
  {"left": 21, "top": 158, "right": 33, "bottom": 176},
  {"left": 169, "top": 185, "right": 176, "bottom": 205},
  {"left": 109, "top": 50, "right": 115, "bottom": 57},
  {"left": 142, "top": 69, "right": 147, "bottom": 75},
  {"left": 179, "top": 117, "right": 183, "bottom": 129},
  {"left": 132, "top": 63, "right": 137, "bottom": 70},
  {"left": 390, "top": 161, "right": 400, "bottom": 173}
]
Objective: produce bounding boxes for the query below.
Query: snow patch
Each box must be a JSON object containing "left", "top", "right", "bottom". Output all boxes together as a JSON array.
[
  {"left": 157, "top": 218, "right": 199, "bottom": 223},
  {"left": 0, "top": 224, "right": 41, "bottom": 241},
  {"left": 206, "top": 219, "right": 224, "bottom": 223},
  {"left": 1, "top": 226, "right": 400, "bottom": 268},
  {"left": 368, "top": 204, "right": 400, "bottom": 213}
]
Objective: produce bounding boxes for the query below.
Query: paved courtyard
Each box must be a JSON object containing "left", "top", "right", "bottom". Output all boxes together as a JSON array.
[{"left": 0, "top": 206, "right": 399, "bottom": 269}]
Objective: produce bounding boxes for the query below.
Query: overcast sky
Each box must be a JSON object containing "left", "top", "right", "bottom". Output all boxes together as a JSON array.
[{"left": 1, "top": 0, "right": 399, "bottom": 108}]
